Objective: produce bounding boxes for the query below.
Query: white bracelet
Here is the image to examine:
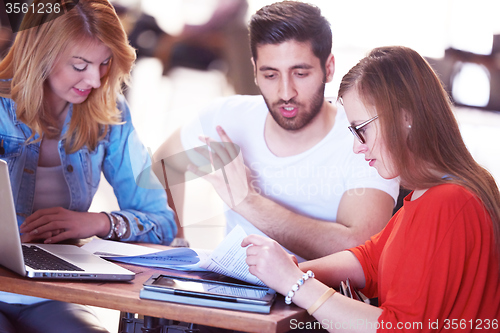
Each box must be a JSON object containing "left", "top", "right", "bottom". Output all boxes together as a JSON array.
[{"left": 285, "top": 270, "right": 314, "bottom": 305}]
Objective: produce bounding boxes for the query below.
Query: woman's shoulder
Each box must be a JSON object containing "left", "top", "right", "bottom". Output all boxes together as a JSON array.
[
  {"left": 426, "top": 183, "right": 475, "bottom": 201},
  {"left": 411, "top": 184, "right": 490, "bottom": 245},
  {"left": 423, "top": 183, "right": 486, "bottom": 219}
]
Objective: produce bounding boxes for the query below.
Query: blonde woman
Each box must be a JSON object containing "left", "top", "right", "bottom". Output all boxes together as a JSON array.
[
  {"left": 0, "top": 0, "right": 176, "bottom": 331},
  {"left": 243, "top": 46, "right": 500, "bottom": 332}
]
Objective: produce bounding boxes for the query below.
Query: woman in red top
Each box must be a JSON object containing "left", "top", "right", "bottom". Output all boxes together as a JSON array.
[{"left": 242, "top": 46, "right": 500, "bottom": 332}]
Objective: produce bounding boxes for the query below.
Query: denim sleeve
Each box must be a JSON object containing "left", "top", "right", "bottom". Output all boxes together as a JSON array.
[{"left": 102, "top": 96, "right": 177, "bottom": 244}]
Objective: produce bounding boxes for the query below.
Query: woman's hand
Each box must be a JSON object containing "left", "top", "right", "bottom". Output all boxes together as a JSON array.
[
  {"left": 242, "top": 234, "right": 303, "bottom": 295},
  {"left": 19, "top": 207, "right": 110, "bottom": 243}
]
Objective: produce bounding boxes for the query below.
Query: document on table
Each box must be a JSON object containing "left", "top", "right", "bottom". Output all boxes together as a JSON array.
[
  {"left": 199, "top": 225, "right": 265, "bottom": 286},
  {"left": 83, "top": 226, "right": 264, "bottom": 286},
  {"left": 83, "top": 238, "right": 212, "bottom": 271},
  {"left": 82, "top": 238, "right": 160, "bottom": 257}
]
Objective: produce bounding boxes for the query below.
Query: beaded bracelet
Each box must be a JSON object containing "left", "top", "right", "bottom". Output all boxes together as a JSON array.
[{"left": 285, "top": 270, "right": 314, "bottom": 305}]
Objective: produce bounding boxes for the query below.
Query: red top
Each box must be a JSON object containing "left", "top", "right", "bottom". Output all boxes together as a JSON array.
[{"left": 350, "top": 184, "right": 500, "bottom": 332}]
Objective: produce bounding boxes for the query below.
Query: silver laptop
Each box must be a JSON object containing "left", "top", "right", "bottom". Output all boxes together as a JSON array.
[{"left": 0, "top": 159, "right": 135, "bottom": 281}]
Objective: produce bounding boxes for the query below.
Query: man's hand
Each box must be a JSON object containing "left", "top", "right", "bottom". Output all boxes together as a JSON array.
[
  {"left": 19, "top": 207, "right": 109, "bottom": 243},
  {"left": 187, "top": 126, "right": 255, "bottom": 209}
]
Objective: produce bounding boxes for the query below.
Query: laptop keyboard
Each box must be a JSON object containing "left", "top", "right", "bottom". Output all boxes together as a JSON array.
[{"left": 22, "top": 245, "right": 84, "bottom": 271}]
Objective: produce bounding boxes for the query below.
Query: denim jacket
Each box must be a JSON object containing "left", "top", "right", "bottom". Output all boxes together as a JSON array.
[{"left": 0, "top": 95, "right": 177, "bottom": 244}]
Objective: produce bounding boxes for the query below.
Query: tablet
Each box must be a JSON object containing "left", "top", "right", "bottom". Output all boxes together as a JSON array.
[{"left": 143, "top": 274, "right": 276, "bottom": 305}]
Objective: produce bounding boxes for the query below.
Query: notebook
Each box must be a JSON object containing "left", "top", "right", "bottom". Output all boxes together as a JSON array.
[{"left": 0, "top": 159, "right": 135, "bottom": 281}]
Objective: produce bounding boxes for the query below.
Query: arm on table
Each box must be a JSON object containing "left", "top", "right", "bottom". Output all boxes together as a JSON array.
[
  {"left": 244, "top": 235, "right": 382, "bottom": 333},
  {"left": 20, "top": 209, "right": 113, "bottom": 244},
  {"left": 296, "top": 252, "right": 382, "bottom": 333}
]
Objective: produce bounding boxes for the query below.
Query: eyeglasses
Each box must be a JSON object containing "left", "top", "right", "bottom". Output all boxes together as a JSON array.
[{"left": 348, "top": 115, "right": 378, "bottom": 144}]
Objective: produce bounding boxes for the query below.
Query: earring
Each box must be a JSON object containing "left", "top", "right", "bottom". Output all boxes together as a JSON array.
[{"left": 408, "top": 125, "right": 412, "bottom": 129}]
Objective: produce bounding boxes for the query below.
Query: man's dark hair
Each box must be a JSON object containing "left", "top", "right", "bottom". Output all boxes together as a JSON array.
[{"left": 249, "top": 1, "right": 332, "bottom": 67}]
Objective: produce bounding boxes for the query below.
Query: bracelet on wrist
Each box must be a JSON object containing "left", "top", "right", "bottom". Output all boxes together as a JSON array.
[
  {"left": 101, "top": 212, "right": 115, "bottom": 240},
  {"left": 285, "top": 270, "right": 314, "bottom": 305},
  {"left": 307, "top": 288, "right": 336, "bottom": 315},
  {"left": 112, "top": 213, "right": 129, "bottom": 240}
]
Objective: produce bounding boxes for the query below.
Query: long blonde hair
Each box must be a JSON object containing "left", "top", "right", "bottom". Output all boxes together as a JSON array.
[
  {"left": 339, "top": 46, "right": 500, "bottom": 255},
  {"left": 0, "top": 0, "right": 136, "bottom": 153}
]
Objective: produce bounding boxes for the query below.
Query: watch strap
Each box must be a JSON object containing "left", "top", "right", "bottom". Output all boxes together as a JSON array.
[
  {"left": 101, "top": 212, "right": 116, "bottom": 240},
  {"left": 113, "top": 213, "right": 129, "bottom": 239}
]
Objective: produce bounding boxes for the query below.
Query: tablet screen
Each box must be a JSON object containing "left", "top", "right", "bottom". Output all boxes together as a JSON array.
[{"left": 146, "top": 275, "right": 276, "bottom": 304}]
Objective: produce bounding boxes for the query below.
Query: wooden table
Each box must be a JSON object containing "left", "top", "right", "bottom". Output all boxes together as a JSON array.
[{"left": 0, "top": 259, "right": 312, "bottom": 332}]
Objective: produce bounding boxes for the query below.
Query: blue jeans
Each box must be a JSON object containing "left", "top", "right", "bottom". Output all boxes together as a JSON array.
[{"left": 0, "top": 301, "right": 108, "bottom": 333}]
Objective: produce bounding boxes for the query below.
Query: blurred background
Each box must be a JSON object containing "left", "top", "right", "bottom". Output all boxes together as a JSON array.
[
  {"left": 1, "top": 0, "right": 499, "bottom": 331},
  {"left": 87, "top": 0, "right": 500, "bottom": 251},
  {"left": 0, "top": 0, "right": 497, "bottom": 255}
]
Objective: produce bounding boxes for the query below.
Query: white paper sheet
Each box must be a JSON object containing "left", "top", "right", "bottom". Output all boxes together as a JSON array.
[
  {"left": 81, "top": 238, "right": 161, "bottom": 257},
  {"left": 200, "top": 225, "right": 264, "bottom": 286}
]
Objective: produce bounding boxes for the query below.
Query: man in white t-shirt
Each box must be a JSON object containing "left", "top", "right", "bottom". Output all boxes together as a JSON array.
[{"left": 154, "top": 1, "right": 400, "bottom": 261}]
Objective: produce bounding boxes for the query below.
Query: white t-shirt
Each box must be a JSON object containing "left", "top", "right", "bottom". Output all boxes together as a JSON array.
[{"left": 181, "top": 95, "right": 400, "bottom": 260}]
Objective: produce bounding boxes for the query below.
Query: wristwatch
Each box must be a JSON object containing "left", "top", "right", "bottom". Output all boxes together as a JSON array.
[
  {"left": 171, "top": 237, "right": 190, "bottom": 248},
  {"left": 113, "top": 214, "right": 128, "bottom": 239},
  {"left": 102, "top": 212, "right": 116, "bottom": 240}
]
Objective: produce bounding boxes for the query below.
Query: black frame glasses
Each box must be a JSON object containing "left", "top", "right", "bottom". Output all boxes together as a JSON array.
[{"left": 348, "top": 115, "right": 378, "bottom": 144}]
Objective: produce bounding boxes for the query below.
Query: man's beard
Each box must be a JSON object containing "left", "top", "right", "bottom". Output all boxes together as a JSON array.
[{"left": 264, "top": 83, "right": 326, "bottom": 131}]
